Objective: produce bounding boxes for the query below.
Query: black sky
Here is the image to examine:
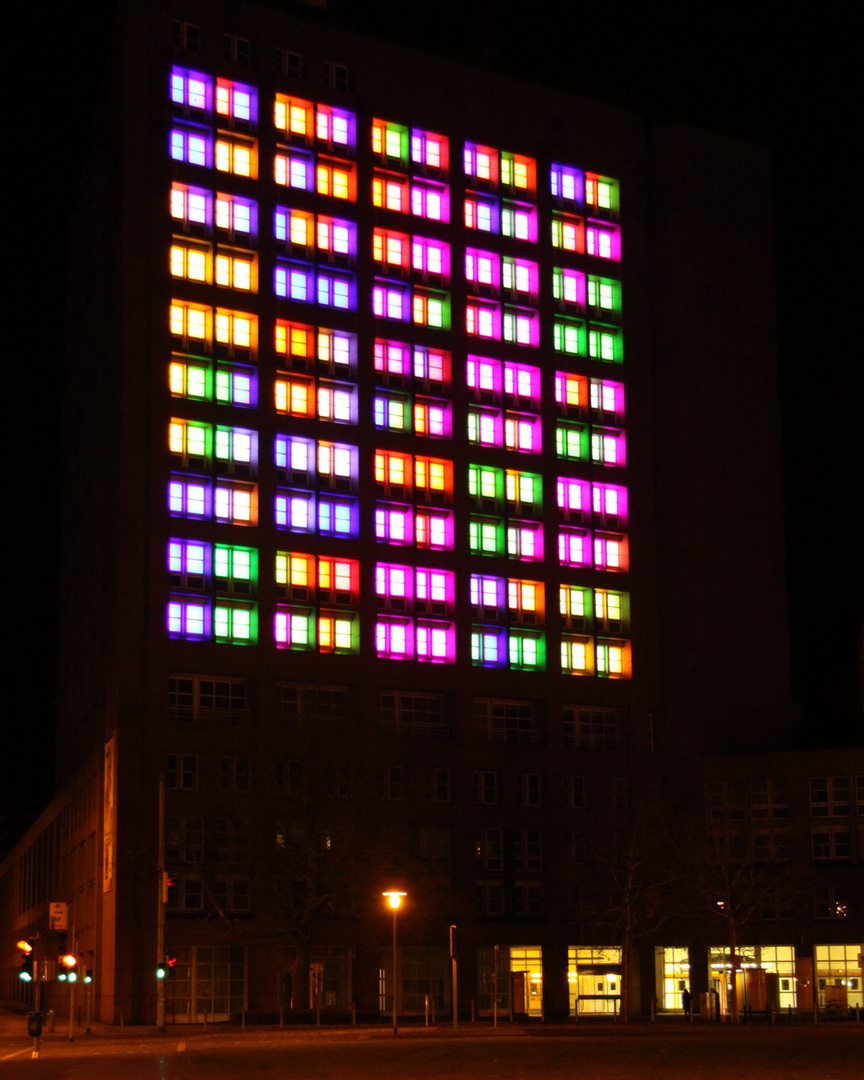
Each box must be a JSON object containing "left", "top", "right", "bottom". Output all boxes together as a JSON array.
[{"left": 4, "top": 0, "right": 861, "bottom": 855}]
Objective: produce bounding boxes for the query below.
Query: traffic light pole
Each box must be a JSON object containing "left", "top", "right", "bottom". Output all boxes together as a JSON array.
[{"left": 157, "top": 774, "right": 166, "bottom": 1032}]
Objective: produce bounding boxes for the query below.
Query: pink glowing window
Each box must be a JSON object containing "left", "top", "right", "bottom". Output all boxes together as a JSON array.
[
  {"left": 557, "top": 478, "right": 590, "bottom": 521},
  {"left": 375, "top": 339, "right": 411, "bottom": 378},
  {"left": 415, "top": 509, "right": 451, "bottom": 549},
  {"left": 558, "top": 530, "right": 590, "bottom": 567},
  {"left": 375, "top": 504, "right": 412, "bottom": 545},
  {"left": 466, "top": 302, "right": 499, "bottom": 339}
]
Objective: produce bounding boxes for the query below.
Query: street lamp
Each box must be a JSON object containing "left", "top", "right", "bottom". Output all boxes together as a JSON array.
[{"left": 383, "top": 891, "right": 406, "bottom": 1034}]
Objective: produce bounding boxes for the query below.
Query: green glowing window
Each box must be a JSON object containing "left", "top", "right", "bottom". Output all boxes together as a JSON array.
[
  {"left": 469, "top": 465, "right": 502, "bottom": 507},
  {"left": 587, "top": 276, "right": 620, "bottom": 315},
  {"left": 470, "top": 517, "right": 504, "bottom": 556},
  {"left": 560, "top": 586, "right": 591, "bottom": 629},
  {"left": 169, "top": 419, "right": 211, "bottom": 465},
  {"left": 505, "top": 471, "right": 540, "bottom": 515},
  {"left": 553, "top": 320, "right": 586, "bottom": 356},
  {"left": 509, "top": 633, "right": 544, "bottom": 670},
  {"left": 214, "top": 603, "right": 256, "bottom": 644},
  {"left": 588, "top": 326, "right": 622, "bottom": 363},
  {"left": 556, "top": 424, "right": 588, "bottom": 460},
  {"left": 214, "top": 545, "right": 257, "bottom": 596},
  {"left": 170, "top": 360, "right": 209, "bottom": 399}
]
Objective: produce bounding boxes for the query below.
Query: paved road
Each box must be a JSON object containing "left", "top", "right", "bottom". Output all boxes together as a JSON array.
[{"left": 2, "top": 1022, "right": 862, "bottom": 1078}]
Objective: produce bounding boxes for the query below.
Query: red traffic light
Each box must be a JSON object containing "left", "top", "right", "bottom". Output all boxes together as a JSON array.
[
  {"left": 60, "top": 954, "right": 77, "bottom": 969},
  {"left": 17, "top": 940, "right": 34, "bottom": 955}
]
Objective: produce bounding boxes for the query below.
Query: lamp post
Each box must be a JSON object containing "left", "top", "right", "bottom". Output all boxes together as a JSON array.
[{"left": 383, "top": 891, "right": 406, "bottom": 1034}]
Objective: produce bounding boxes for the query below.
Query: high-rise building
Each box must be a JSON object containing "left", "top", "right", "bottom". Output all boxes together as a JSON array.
[{"left": 3, "top": 0, "right": 861, "bottom": 1026}]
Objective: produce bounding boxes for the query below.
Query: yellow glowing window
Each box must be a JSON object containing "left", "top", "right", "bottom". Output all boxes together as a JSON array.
[
  {"left": 317, "top": 165, "right": 351, "bottom": 199},
  {"left": 170, "top": 244, "right": 208, "bottom": 282},
  {"left": 275, "top": 378, "right": 313, "bottom": 416},
  {"left": 513, "top": 160, "right": 528, "bottom": 189},
  {"left": 215, "top": 254, "right": 253, "bottom": 291},
  {"left": 562, "top": 639, "right": 589, "bottom": 672},
  {"left": 289, "top": 212, "right": 312, "bottom": 246},
  {"left": 276, "top": 552, "right": 313, "bottom": 593},
  {"left": 170, "top": 303, "right": 208, "bottom": 341},
  {"left": 508, "top": 580, "right": 537, "bottom": 613},
  {"left": 275, "top": 321, "right": 311, "bottom": 359},
  {"left": 416, "top": 459, "right": 447, "bottom": 491},
  {"left": 215, "top": 312, "right": 253, "bottom": 349},
  {"left": 476, "top": 151, "right": 492, "bottom": 181},
  {"left": 560, "top": 586, "right": 587, "bottom": 622},
  {"left": 215, "top": 140, "right": 253, "bottom": 177},
  {"left": 557, "top": 374, "right": 584, "bottom": 408},
  {"left": 275, "top": 97, "right": 313, "bottom": 137}
]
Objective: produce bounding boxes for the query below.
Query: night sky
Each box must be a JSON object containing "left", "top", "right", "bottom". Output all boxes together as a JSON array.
[{"left": 4, "top": 0, "right": 860, "bottom": 856}]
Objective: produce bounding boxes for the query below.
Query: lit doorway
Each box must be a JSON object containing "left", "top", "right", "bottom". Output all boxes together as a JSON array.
[{"left": 510, "top": 947, "right": 543, "bottom": 1018}]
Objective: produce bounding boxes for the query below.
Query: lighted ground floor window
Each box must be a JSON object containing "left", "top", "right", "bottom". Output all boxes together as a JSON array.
[
  {"left": 655, "top": 946, "right": 690, "bottom": 1011},
  {"left": 709, "top": 945, "right": 797, "bottom": 1014},
  {"left": 815, "top": 944, "right": 863, "bottom": 1010},
  {"left": 568, "top": 947, "right": 622, "bottom": 1016}
]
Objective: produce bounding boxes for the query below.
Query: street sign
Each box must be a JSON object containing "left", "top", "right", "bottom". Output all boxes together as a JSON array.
[{"left": 49, "top": 902, "right": 68, "bottom": 931}]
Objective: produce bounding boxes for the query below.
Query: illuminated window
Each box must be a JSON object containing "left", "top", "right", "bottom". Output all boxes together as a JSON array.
[
  {"left": 560, "top": 585, "right": 591, "bottom": 629},
  {"left": 274, "top": 607, "right": 314, "bottom": 649},
  {"left": 556, "top": 423, "right": 588, "bottom": 460},
  {"left": 275, "top": 149, "right": 314, "bottom": 190},
  {"left": 501, "top": 202, "right": 536, "bottom": 242},
  {"left": 275, "top": 95, "right": 313, "bottom": 139},
  {"left": 500, "top": 152, "right": 535, "bottom": 195},
  {"left": 215, "top": 426, "right": 256, "bottom": 475},
  {"left": 215, "top": 251, "right": 255, "bottom": 291},
  {"left": 169, "top": 476, "right": 210, "bottom": 519},
  {"left": 592, "top": 482, "right": 627, "bottom": 525},
  {"left": 502, "top": 258, "right": 536, "bottom": 298},
  {"left": 590, "top": 379, "right": 625, "bottom": 421},
  {"left": 416, "top": 622, "right": 454, "bottom": 662},
  {"left": 586, "top": 222, "right": 620, "bottom": 261},
  {"left": 415, "top": 509, "right": 451, "bottom": 549},
  {"left": 275, "top": 208, "right": 313, "bottom": 250},
  {"left": 171, "top": 68, "right": 210, "bottom": 112},
  {"left": 317, "top": 381, "right": 355, "bottom": 423},
  {"left": 375, "top": 563, "right": 410, "bottom": 609},
  {"left": 508, "top": 579, "right": 542, "bottom": 625},
  {"left": 171, "top": 183, "right": 210, "bottom": 232},
  {"left": 413, "top": 346, "right": 449, "bottom": 387},
  {"left": 509, "top": 632, "right": 543, "bottom": 669},
  {"left": 372, "top": 172, "right": 409, "bottom": 213},
  {"left": 469, "top": 466, "right": 501, "bottom": 508},
  {"left": 471, "top": 575, "right": 504, "bottom": 618},
  {"left": 375, "top": 504, "right": 412, "bottom": 545},
  {"left": 170, "top": 127, "right": 209, "bottom": 167},
  {"left": 464, "top": 195, "right": 497, "bottom": 233},
  {"left": 169, "top": 539, "right": 208, "bottom": 590},
  {"left": 375, "top": 450, "right": 411, "bottom": 493},
  {"left": 467, "top": 356, "right": 501, "bottom": 400},
  {"left": 594, "top": 533, "right": 627, "bottom": 571},
  {"left": 375, "top": 619, "right": 412, "bottom": 659},
  {"left": 318, "top": 496, "right": 357, "bottom": 536},
  {"left": 411, "top": 129, "right": 447, "bottom": 171},
  {"left": 275, "top": 551, "right": 314, "bottom": 599},
  {"left": 215, "top": 193, "right": 255, "bottom": 240},
  {"left": 375, "top": 338, "right": 410, "bottom": 380},
  {"left": 502, "top": 308, "right": 537, "bottom": 346},
  {"left": 214, "top": 482, "right": 255, "bottom": 525},
  {"left": 412, "top": 290, "right": 448, "bottom": 328},
  {"left": 168, "top": 598, "right": 209, "bottom": 639},
  {"left": 214, "top": 602, "right": 256, "bottom": 644},
  {"left": 553, "top": 319, "right": 586, "bottom": 356},
  {"left": 169, "top": 418, "right": 210, "bottom": 466},
  {"left": 413, "top": 398, "right": 449, "bottom": 438},
  {"left": 585, "top": 173, "right": 618, "bottom": 216},
  {"left": 505, "top": 471, "right": 541, "bottom": 516},
  {"left": 412, "top": 237, "right": 448, "bottom": 280},
  {"left": 372, "top": 120, "right": 407, "bottom": 162},
  {"left": 374, "top": 393, "right": 409, "bottom": 431},
  {"left": 373, "top": 282, "right": 410, "bottom": 321},
  {"left": 274, "top": 490, "right": 313, "bottom": 532},
  {"left": 275, "top": 320, "right": 314, "bottom": 366},
  {"left": 588, "top": 325, "right": 622, "bottom": 363},
  {"left": 316, "top": 217, "right": 354, "bottom": 261},
  {"left": 316, "top": 105, "right": 354, "bottom": 148},
  {"left": 504, "top": 413, "right": 540, "bottom": 453},
  {"left": 169, "top": 369, "right": 202, "bottom": 411},
  {"left": 170, "top": 300, "right": 209, "bottom": 345},
  {"left": 171, "top": 242, "right": 209, "bottom": 283},
  {"left": 558, "top": 529, "right": 590, "bottom": 567},
  {"left": 555, "top": 373, "right": 588, "bottom": 415},
  {"left": 215, "top": 309, "right": 255, "bottom": 354},
  {"left": 464, "top": 142, "right": 497, "bottom": 186},
  {"left": 557, "top": 477, "right": 590, "bottom": 521},
  {"left": 596, "top": 639, "right": 630, "bottom": 679},
  {"left": 316, "top": 271, "right": 354, "bottom": 310},
  {"left": 318, "top": 328, "right": 354, "bottom": 371},
  {"left": 595, "top": 589, "right": 628, "bottom": 632},
  {"left": 561, "top": 636, "right": 592, "bottom": 675},
  {"left": 415, "top": 568, "right": 451, "bottom": 614},
  {"left": 318, "top": 556, "right": 358, "bottom": 603},
  {"left": 316, "top": 159, "right": 355, "bottom": 200},
  {"left": 317, "top": 442, "right": 356, "bottom": 489},
  {"left": 465, "top": 249, "right": 498, "bottom": 292},
  {"left": 215, "top": 137, "right": 254, "bottom": 177},
  {"left": 551, "top": 214, "right": 584, "bottom": 252},
  {"left": 591, "top": 428, "right": 626, "bottom": 467},
  {"left": 469, "top": 517, "right": 505, "bottom": 556},
  {"left": 275, "top": 375, "right": 314, "bottom": 417},
  {"left": 550, "top": 164, "right": 583, "bottom": 204},
  {"left": 466, "top": 301, "right": 499, "bottom": 339},
  {"left": 373, "top": 229, "right": 409, "bottom": 271},
  {"left": 214, "top": 78, "right": 254, "bottom": 125},
  {"left": 471, "top": 628, "right": 507, "bottom": 667},
  {"left": 587, "top": 276, "right": 621, "bottom": 316},
  {"left": 553, "top": 268, "right": 585, "bottom": 308},
  {"left": 414, "top": 456, "right": 451, "bottom": 502},
  {"left": 507, "top": 522, "right": 542, "bottom": 561},
  {"left": 411, "top": 181, "right": 448, "bottom": 221},
  {"left": 274, "top": 261, "right": 313, "bottom": 302}
]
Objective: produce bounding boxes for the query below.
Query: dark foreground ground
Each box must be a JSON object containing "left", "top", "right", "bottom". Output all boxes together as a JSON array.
[{"left": 2, "top": 1015, "right": 862, "bottom": 1079}]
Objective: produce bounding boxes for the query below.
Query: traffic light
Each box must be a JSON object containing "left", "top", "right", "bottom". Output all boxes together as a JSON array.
[
  {"left": 157, "top": 954, "right": 178, "bottom": 979},
  {"left": 59, "top": 954, "right": 77, "bottom": 982},
  {"left": 84, "top": 969, "right": 93, "bottom": 984},
  {"left": 17, "top": 940, "right": 35, "bottom": 982}
]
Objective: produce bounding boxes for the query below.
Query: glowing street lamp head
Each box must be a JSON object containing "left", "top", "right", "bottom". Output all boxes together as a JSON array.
[{"left": 383, "top": 890, "right": 406, "bottom": 910}]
